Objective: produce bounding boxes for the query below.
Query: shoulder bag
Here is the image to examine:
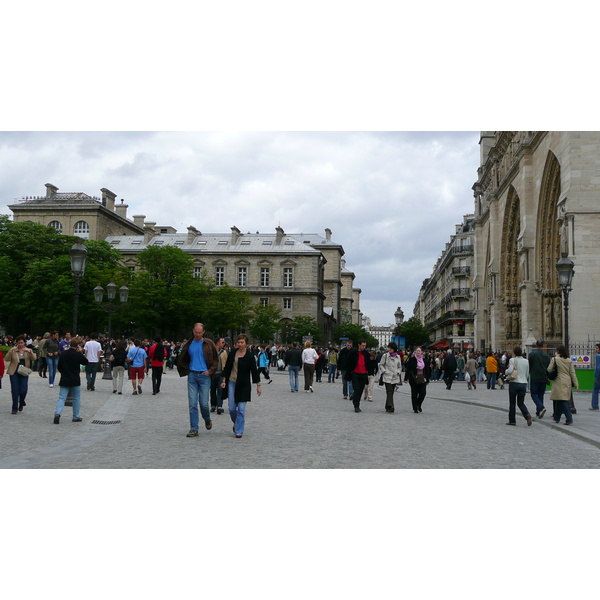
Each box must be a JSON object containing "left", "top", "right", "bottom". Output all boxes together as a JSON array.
[
  {"left": 507, "top": 359, "right": 519, "bottom": 381},
  {"left": 17, "top": 364, "right": 32, "bottom": 377},
  {"left": 548, "top": 357, "right": 559, "bottom": 381}
]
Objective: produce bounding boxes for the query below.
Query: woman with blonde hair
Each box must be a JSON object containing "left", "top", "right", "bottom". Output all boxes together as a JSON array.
[{"left": 301, "top": 340, "right": 319, "bottom": 393}]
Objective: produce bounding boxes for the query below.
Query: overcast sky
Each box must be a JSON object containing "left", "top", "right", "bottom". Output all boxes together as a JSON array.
[{"left": 0, "top": 131, "right": 480, "bottom": 325}]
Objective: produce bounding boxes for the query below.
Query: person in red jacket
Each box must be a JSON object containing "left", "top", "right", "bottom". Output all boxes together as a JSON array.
[{"left": 148, "top": 335, "right": 168, "bottom": 395}]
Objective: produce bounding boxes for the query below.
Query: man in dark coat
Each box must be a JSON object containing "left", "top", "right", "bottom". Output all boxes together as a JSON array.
[
  {"left": 442, "top": 350, "right": 457, "bottom": 390},
  {"left": 284, "top": 342, "right": 303, "bottom": 392},
  {"left": 344, "top": 340, "right": 371, "bottom": 413},
  {"left": 337, "top": 340, "right": 354, "bottom": 399},
  {"left": 53, "top": 339, "right": 89, "bottom": 424}
]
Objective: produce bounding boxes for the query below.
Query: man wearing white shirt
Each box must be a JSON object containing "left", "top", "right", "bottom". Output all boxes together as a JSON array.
[{"left": 84, "top": 332, "right": 103, "bottom": 391}]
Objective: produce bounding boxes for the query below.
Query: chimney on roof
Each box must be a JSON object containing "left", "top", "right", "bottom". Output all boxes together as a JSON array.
[
  {"left": 325, "top": 228, "right": 332, "bottom": 242},
  {"left": 115, "top": 199, "right": 128, "bottom": 219},
  {"left": 231, "top": 225, "right": 241, "bottom": 245},
  {"left": 101, "top": 188, "right": 116, "bottom": 212},
  {"left": 144, "top": 222, "right": 156, "bottom": 244},
  {"left": 275, "top": 226, "right": 285, "bottom": 245},
  {"left": 187, "top": 225, "right": 200, "bottom": 244},
  {"left": 45, "top": 183, "right": 58, "bottom": 198},
  {"left": 133, "top": 215, "right": 146, "bottom": 228}
]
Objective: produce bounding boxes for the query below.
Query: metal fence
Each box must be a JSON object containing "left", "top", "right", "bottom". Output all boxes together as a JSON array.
[{"left": 544, "top": 341, "right": 598, "bottom": 369}]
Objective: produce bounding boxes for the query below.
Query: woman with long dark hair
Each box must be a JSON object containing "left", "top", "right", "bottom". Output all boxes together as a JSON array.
[
  {"left": 405, "top": 346, "right": 431, "bottom": 413},
  {"left": 221, "top": 334, "right": 262, "bottom": 438},
  {"left": 505, "top": 346, "right": 532, "bottom": 426},
  {"left": 378, "top": 342, "right": 402, "bottom": 413}
]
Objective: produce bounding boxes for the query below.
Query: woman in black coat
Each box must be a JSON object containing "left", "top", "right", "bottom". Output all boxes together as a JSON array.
[
  {"left": 405, "top": 346, "right": 432, "bottom": 413},
  {"left": 221, "top": 334, "right": 261, "bottom": 438}
]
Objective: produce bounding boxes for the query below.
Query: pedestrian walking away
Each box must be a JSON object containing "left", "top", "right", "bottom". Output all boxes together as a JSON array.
[
  {"left": 548, "top": 345, "right": 579, "bottom": 425},
  {"left": 110, "top": 340, "right": 128, "bottom": 394},
  {"left": 257, "top": 346, "right": 272, "bottom": 384},
  {"left": 406, "top": 346, "right": 431, "bottom": 413},
  {"left": 505, "top": 346, "right": 533, "bottom": 426},
  {"left": 176, "top": 323, "right": 219, "bottom": 438},
  {"left": 148, "top": 336, "right": 168, "bottom": 395},
  {"left": 465, "top": 354, "right": 477, "bottom": 390},
  {"left": 442, "top": 350, "right": 457, "bottom": 390},
  {"left": 53, "top": 339, "right": 89, "bottom": 424},
  {"left": 337, "top": 341, "right": 354, "bottom": 399},
  {"left": 221, "top": 334, "right": 261, "bottom": 438},
  {"left": 301, "top": 341, "right": 318, "bottom": 393},
  {"left": 84, "top": 333, "right": 103, "bottom": 391},
  {"left": 127, "top": 339, "right": 148, "bottom": 395},
  {"left": 284, "top": 341, "right": 302, "bottom": 392},
  {"left": 528, "top": 339, "right": 551, "bottom": 418}
]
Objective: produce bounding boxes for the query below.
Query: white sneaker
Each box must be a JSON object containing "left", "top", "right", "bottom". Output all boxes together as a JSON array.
[{"left": 49, "top": 384, "right": 54, "bottom": 388}]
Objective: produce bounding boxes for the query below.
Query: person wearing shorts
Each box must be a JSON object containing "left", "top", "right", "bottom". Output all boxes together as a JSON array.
[{"left": 127, "top": 339, "right": 148, "bottom": 395}]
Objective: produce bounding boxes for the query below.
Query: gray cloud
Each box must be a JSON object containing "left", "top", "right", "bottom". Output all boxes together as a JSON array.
[{"left": 0, "top": 131, "right": 480, "bottom": 325}]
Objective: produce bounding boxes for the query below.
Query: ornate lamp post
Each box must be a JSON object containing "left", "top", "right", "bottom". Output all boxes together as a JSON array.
[
  {"left": 556, "top": 255, "right": 576, "bottom": 414},
  {"left": 94, "top": 283, "right": 129, "bottom": 380},
  {"left": 69, "top": 240, "right": 88, "bottom": 334},
  {"left": 556, "top": 256, "right": 575, "bottom": 352}
]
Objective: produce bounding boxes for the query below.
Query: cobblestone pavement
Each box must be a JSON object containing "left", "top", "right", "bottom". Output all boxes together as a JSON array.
[{"left": 1, "top": 369, "right": 599, "bottom": 468}]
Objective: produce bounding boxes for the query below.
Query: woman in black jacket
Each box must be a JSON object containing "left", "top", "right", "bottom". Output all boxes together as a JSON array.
[
  {"left": 405, "top": 346, "right": 431, "bottom": 413},
  {"left": 221, "top": 334, "right": 261, "bottom": 438}
]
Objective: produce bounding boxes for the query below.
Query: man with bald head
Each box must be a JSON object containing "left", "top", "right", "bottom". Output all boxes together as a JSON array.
[{"left": 177, "top": 323, "right": 219, "bottom": 438}]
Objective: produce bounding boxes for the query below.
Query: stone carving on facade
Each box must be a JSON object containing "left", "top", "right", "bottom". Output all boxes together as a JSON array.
[
  {"left": 553, "top": 296, "right": 562, "bottom": 337},
  {"left": 544, "top": 297, "right": 553, "bottom": 338},
  {"left": 504, "top": 307, "right": 513, "bottom": 339}
]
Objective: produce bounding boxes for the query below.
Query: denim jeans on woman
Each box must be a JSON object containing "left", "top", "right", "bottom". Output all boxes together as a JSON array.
[
  {"left": 228, "top": 381, "right": 247, "bottom": 435},
  {"left": 9, "top": 373, "right": 29, "bottom": 412},
  {"left": 508, "top": 382, "right": 530, "bottom": 423}
]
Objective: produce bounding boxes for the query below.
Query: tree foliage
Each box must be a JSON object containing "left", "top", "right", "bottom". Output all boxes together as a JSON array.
[
  {"left": 248, "top": 303, "right": 282, "bottom": 344},
  {"left": 393, "top": 317, "right": 430, "bottom": 348},
  {"left": 280, "top": 315, "right": 322, "bottom": 344},
  {"left": 0, "top": 217, "right": 125, "bottom": 335},
  {"left": 332, "top": 322, "right": 378, "bottom": 349}
]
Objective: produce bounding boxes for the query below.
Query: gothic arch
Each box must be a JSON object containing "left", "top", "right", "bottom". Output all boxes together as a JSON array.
[
  {"left": 537, "top": 151, "right": 562, "bottom": 341},
  {"left": 500, "top": 186, "right": 521, "bottom": 342}
]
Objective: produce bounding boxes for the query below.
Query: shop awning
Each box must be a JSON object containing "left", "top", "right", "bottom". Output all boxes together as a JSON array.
[{"left": 429, "top": 340, "right": 449, "bottom": 349}]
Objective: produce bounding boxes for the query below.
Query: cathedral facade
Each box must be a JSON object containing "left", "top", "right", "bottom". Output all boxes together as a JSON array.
[{"left": 472, "top": 131, "right": 600, "bottom": 352}]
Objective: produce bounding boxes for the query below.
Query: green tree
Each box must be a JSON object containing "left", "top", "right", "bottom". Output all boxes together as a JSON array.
[
  {"left": 332, "top": 322, "right": 378, "bottom": 349},
  {"left": 127, "top": 245, "right": 211, "bottom": 339},
  {"left": 394, "top": 317, "right": 430, "bottom": 348},
  {"left": 249, "top": 303, "right": 282, "bottom": 343},
  {"left": 0, "top": 217, "right": 125, "bottom": 334},
  {"left": 203, "top": 283, "right": 253, "bottom": 338},
  {"left": 280, "top": 315, "right": 322, "bottom": 344}
]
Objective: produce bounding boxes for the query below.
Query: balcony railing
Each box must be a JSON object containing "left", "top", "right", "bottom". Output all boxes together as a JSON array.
[
  {"left": 452, "top": 266, "right": 471, "bottom": 276},
  {"left": 426, "top": 310, "right": 475, "bottom": 329},
  {"left": 453, "top": 244, "right": 474, "bottom": 255}
]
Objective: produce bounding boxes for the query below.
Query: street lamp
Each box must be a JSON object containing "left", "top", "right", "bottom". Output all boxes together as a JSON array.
[
  {"left": 94, "top": 283, "right": 129, "bottom": 380},
  {"left": 93, "top": 283, "right": 129, "bottom": 337},
  {"left": 69, "top": 240, "right": 88, "bottom": 334},
  {"left": 556, "top": 256, "right": 575, "bottom": 352}
]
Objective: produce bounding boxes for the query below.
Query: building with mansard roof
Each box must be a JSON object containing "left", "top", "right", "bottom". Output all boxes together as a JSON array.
[{"left": 8, "top": 183, "right": 363, "bottom": 342}]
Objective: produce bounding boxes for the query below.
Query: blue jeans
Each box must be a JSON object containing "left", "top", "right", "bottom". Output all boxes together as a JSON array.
[
  {"left": 530, "top": 381, "right": 547, "bottom": 415},
  {"left": 46, "top": 356, "right": 59, "bottom": 385},
  {"left": 487, "top": 372, "right": 497, "bottom": 389},
  {"left": 9, "top": 373, "right": 29, "bottom": 412},
  {"left": 591, "top": 381, "right": 600, "bottom": 410},
  {"left": 288, "top": 366, "right": 300, "bottom": 391},
  {"left": 187, "top": 372, "right": 211, "bottom": 430},
  {"left": 328, "top": 364, "right": 337, "bottom": 382},
  {"left": 476, "top": 366, "right": 484, "bottom": 381},
  {"left": 55, "top": 386, "right": 81, "bottom": 419},
  {"left": 340, "top": 370, "right": 354, "bottom": 397},
  {"left": 228, "top": 381, "right": 247, "bottom": 435}
]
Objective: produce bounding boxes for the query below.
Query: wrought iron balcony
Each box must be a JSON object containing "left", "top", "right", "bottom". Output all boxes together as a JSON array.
[{"left": 452, "top": 266, "right": 471, "bottom": 276}]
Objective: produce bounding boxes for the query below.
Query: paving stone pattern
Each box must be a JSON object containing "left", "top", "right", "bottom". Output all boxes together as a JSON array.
[{"left": 1, "top": 369, "right": 599, "bottom": 468}]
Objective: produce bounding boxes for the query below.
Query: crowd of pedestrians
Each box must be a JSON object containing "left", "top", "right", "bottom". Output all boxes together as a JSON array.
[{"left": 2, "top": 331, "right": 598, "bottom": 438}]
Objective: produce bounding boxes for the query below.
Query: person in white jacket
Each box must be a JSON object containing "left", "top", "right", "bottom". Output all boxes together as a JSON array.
[
  {"left": 378, "top": 342, "right": 402, "bottom": 413},
  {"left": 505, "top": 346, "right": 533, "bottom": 426}
]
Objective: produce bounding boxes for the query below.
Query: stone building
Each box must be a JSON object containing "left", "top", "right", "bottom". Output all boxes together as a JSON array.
[
  {"left": 471, "top": 131, "right": 600, "bottom": 352},
  {"left": 8, "top": 183, "right": 362, "bottom": 342},
  {"left": 415, "top": 214, "right": 476, "bottom": 351},
  {"left": 9, "top": 183, "right": 143, "bottom": 239}
]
